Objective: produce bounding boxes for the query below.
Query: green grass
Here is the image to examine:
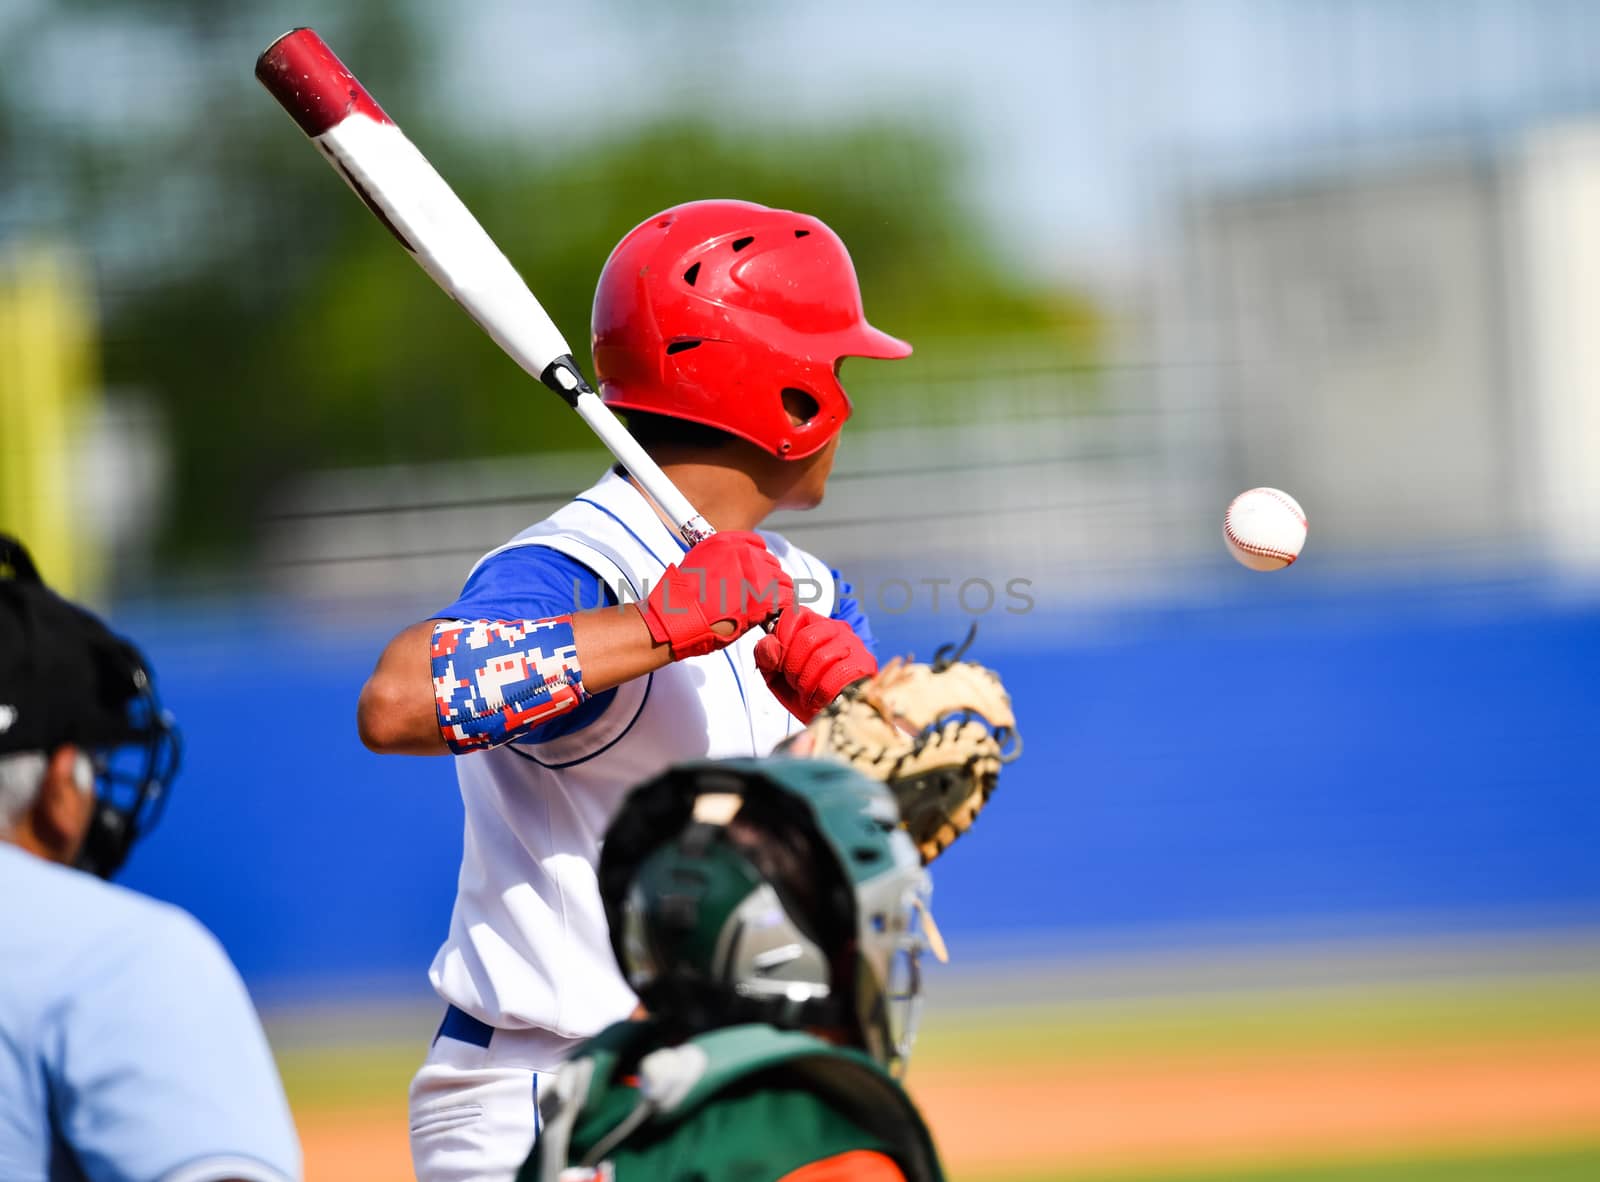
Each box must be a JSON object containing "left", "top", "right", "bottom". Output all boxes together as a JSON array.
[
  {"left": 968, "top": 1142, "right": 1600, "bottom": 1182},
  {"left": 915, "top": 972, "right": 1600, "bottom": 1068},
  {"left": 272, "top": 973, "right": 1600, "bottom": 1181},
  {"left": 271, "top": 971, "right": 1600, "bottom": 1107},
  {"left": 275, "top": 1041, "right": 421, "bottom": 1110}
]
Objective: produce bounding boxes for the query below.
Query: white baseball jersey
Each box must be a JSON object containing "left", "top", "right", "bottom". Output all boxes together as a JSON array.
[{"left": 427, "top": 469, "right": 836, "bottom": 1066}]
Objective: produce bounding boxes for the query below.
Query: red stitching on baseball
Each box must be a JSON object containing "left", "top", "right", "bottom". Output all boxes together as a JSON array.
[
  {"left": 1225, "top": 495, "right": 1301, "bottom": 564},
  {"left": 1255, "top": 487, "right": 1307, "bottom": 527},
  {"left": 1224, "top": 517, "right": 1296, "bottom": 560}
]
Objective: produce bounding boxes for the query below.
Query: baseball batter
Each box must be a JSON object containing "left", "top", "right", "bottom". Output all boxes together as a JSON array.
[{"left": 357, "top": 200, "right": 909, "bottom": 1182}]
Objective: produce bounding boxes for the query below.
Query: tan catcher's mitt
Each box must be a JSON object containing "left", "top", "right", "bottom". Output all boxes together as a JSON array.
[{"left": 780, "top": 627, "right": 1020, "bottom": 864}]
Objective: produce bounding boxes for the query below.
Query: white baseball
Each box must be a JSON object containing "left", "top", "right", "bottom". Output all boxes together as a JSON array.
[{"left": 1224, "top": 487, "right": 1307, "bottom": 571}]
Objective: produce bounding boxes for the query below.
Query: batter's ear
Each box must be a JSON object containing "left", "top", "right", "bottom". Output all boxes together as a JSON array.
[{"left": 34, "top": 745, "right": 95, "bottom": 866}]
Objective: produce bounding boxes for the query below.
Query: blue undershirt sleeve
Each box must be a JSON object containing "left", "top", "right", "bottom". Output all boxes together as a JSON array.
[
  {"left": 434, "top": 546, "right": 620, "bottom": 742},
  {"left": 829, "top": 569, "right": 876, "bottom": 656}
]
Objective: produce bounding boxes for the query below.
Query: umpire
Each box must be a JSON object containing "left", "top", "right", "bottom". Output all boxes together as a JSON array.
[{"left": 0, "top": 536, "right": 301, "bottom": 1182}]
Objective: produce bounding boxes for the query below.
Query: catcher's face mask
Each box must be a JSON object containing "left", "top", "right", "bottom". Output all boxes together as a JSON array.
[
  {"left": 600, "top": 757, "right": 943, "bottom": 1072},
  {"left": 849, "top": 795, "right": 943, "bottom": 1075}
]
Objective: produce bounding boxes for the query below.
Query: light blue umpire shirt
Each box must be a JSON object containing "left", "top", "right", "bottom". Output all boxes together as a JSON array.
[{"left": 0, "top": 843, "right": 301, "bottom": 1182}]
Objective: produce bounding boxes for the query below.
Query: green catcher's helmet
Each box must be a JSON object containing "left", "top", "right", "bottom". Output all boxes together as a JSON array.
[{"left": 599, "top": 757, "right": 942, "bottom": 1074}]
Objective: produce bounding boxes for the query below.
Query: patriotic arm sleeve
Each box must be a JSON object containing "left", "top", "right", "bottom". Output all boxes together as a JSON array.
[{"left": 430, "top": 616, "right": 589, "bottom": 753}]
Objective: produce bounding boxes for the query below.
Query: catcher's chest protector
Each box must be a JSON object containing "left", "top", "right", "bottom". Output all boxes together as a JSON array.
[{"left": 525, "top": 1022, "right": 944, "bottom": 1182}]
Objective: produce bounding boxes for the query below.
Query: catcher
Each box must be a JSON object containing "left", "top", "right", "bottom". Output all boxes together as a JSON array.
[
  {"left": 519, "top": 757, "right": 951, "bottom": 1182},
  {"left": 520, "top": 659, "right": 1016, "bottom": 1180}
]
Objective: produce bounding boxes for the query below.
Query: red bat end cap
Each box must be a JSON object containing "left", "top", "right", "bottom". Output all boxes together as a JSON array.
[{"left": 255, "top": 27, "right": 392, "bottom": 137}]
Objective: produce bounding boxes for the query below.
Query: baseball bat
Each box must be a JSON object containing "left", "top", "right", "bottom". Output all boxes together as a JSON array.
[{"left": 254, "top": 27, "right": 714, "bottom": 547}]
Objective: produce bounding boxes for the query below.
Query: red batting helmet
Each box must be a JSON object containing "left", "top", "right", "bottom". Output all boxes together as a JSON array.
[{"left": 592, "top": 200, "right": 911, "bottom": 460}]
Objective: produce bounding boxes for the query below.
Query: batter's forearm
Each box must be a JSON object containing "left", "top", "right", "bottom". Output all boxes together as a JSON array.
[
  {"left": 357, "top": 609, "right": 673, "bottom": 756},
  {"left": 570, "top": 605, "right": 675, "bottom": 690}
]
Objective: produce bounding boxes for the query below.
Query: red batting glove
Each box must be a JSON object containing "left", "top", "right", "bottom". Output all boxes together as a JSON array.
[
  {"left": 754, "top": 606, "right": 879, "bottom": 724},
  {"left": 640, "top": 531, "right": 794, "bottom": 660}
]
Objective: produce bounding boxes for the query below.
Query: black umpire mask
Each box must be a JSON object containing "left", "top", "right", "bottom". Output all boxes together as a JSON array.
[{"left": 0, "top": 536, "right": 181, "bottom": 878}]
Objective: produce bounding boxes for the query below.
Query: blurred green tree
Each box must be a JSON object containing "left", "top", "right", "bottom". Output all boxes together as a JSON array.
[{"left": 1, "top": 3, "right": 1100, "bottom": 570}]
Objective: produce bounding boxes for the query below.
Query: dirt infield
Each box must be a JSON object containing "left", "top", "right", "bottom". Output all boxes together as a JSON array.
[
  {"left": 296, "top": 1101, "right": 411, "bottom": 1182},
  {"left": 291, "top": 1033, "right": 1600, "bottom": 1181},
  {"left": 912, "top": 1035, "right": 1600, "bottom": 1177}
]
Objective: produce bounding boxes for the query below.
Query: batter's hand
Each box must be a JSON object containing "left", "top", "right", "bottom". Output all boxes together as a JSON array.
[
  {"left": 755, "top": 606, "right": 879, "bottom": 724},
  {"left": 640, "top": 532, "right": 793, "bottom": 660}
]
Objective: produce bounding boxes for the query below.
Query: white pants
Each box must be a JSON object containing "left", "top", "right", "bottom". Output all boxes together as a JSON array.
[{"left": 409, "top": 1012, "right": 582, "bottom": 1182}]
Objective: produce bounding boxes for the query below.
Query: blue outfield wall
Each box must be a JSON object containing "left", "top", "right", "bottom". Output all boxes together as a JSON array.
[{"left": 113, "top": 579, "right": 1600, "bottom": 998}]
